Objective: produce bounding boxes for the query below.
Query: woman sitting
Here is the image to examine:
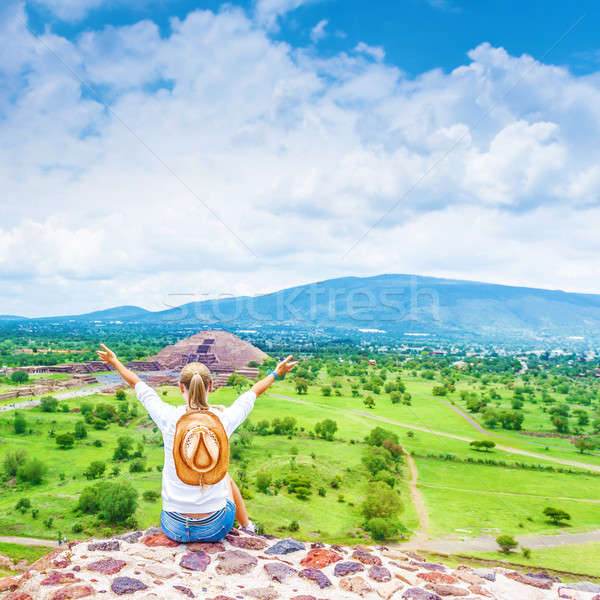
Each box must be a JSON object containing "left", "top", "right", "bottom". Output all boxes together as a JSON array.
[{"left": 97, "top": 344, "right": 297, "bottom": 542}]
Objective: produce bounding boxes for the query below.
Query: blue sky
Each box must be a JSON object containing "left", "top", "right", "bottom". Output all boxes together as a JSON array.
[
  {"left": 26, "top": 0, "right": 599, "bottom": 76},
  {"left": 2, "top": 0, "right": 600, "bottom": 316}
]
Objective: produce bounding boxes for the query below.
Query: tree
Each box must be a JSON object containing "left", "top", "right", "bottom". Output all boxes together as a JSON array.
[
  {"left": 469, "top": 440, "right": 496, "bottom": 452},
  {"left": 40, "top": 396, "right": 59, "bottom": 412},
  {"left": 572, "top": 437, "right": 597, "bottom": 454},
  {"left": 80, "top": 402, "right": 94, "bottom": 417},
  {"left": 543, "top": 506, "right": 571, "bottom": 526},
  {"left": 321, "top": 385, "right": 332, "bottom": 397},
  {"left": 14, "top": 412, "right": 26, "bottom": 435},
  {"left": 84, "top": 460, "right": 106, "bottom": 480},
  {"left": 74, "top": 421, "right": 88, "bottom": 439},
  {"left": 95, "top": 403, "right": 116, "bottom": 422},
  {"left": 113, "top": 435, "right": 135, "bottom": 460},
  {"left": 362, "top": 447, "right": 392, "bottom": 475},
  {"left": 56, "top": 433, "right": 75, "bottom": 449},
  {"left": 10, "top": 371, "right": 29, "bottom": 384},
  {"left": 115, "top": 389, "right": 126, "bottom": 402},
  {"left": 366, "top": 517, "right": 402, "bottom": 541},
  {"left": 552, "top": 415, "right": 569, "bottom": 434},
  {"left": 295, "top": 378, "right": 309, "bottom": 394},
  {"left": 363, "top": 396, "right": 376, "bottom": 409},
  {"left": 496, "top": 534, "right": 518, "bottom": 554},
  {"left": 390, "top": 392, "right": 401, "bottom": 404},
  {"left": 314, "top": 419, "right": 337, "bottom": 441},
  {"left": 256, "top": 420, "right": 270, "bottom": 435},
  {"left": 482, "top": 408, "right": 499, "bottom": 429},
  {"left": 365, "top": 427, "right": 399, "bottom": 447}
]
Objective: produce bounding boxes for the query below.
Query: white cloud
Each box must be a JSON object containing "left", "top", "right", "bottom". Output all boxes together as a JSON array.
[
  {"left": 310, "top": 19, "right": 327, "bottom": 43},
  {"left": 2, "top": 3, "right": 600, "bottom": 316},
  {"left": 354, "top": 41, "right": 385, "bottom": 62},
  {"left": 254, "top": 0, "right": 312, "bottom": 30}
]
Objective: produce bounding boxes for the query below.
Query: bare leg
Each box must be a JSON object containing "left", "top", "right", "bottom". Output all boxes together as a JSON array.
[{"left": 227, "top": 474, "right": 250, "bottom": 528}]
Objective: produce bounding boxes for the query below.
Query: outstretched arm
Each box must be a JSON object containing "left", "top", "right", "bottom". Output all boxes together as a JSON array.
[
  {"left": 97, "top": 344, "right": 140, "bottom": 387},
  {"left": 251, "top": 355, "right": 298, "bottom": 397}
]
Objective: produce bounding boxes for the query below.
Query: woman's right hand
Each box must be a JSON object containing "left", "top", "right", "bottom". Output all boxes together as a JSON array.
[
  {"left": 275, "top": 355, "right": 298, "bottom": 377},
  {"left": 97, "top": 344, "right": 119, "bottom": 366}
]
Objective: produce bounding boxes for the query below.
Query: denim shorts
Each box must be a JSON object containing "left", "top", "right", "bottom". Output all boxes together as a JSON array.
[{"left": 160, "top": 499, "right": 236, "bottom": 543}]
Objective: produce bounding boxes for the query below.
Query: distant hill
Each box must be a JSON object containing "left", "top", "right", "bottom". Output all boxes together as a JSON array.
[{"left": 11, "top": 275, "right": 600, "bottom": 340}]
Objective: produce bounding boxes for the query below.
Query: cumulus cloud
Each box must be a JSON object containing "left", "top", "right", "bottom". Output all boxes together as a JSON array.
[
  {"left": 30, "top": 0, "right": 106, "bottom": 21},
  {"left": 2, "top": 2, "right": 600, "bottom": 316}
]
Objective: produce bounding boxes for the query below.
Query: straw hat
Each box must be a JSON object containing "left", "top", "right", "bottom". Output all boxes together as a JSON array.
[{"left": 173, "top": 411, "right": 229, "bottom": 486}]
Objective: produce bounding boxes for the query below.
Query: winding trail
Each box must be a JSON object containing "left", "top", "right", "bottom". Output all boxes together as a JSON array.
[{"left": 405, "top": 452, "right": 429, "bottom": 543}]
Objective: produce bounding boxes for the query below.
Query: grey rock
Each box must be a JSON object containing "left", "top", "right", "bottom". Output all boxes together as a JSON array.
[
  {"left": 87, "top": 540, "right": 120, "bottom": 552},
  {"left": 116, "top": 531, "right": 144, "bottom": 544},
  {"left": 111, "top": 577, "right": 148, "bottom": 595},
  {"left": 180, "top": 552, "right": 211, "bottom": 571},
  {"left": 264, "top": 538, "right": 305, "bottom": 555},
  {"left": 333, "top": 561, "right": 364, "bottom": 577},
  {"left": 368, "top": 565, "right": 391, "bottom": 582},
  {"left": 410, "top": 561, "right": 445, "bottom": 572},
  {"left": 173, "top": 585, "right": 195, "bottom": 598},
  {"left": 216, "top": 550, "right": 258, "bottom": 575},
  {"left": 298, "top": 568, "right": 332, "bottom": 589}
]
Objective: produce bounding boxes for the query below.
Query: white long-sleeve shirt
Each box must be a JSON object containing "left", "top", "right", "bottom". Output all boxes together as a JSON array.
[{"left": 134, "top": 381, "right": 256, "bottom": 514}]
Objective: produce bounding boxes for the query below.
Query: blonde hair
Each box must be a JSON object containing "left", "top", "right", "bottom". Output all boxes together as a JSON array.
[{"left": 180, "top": 362, "right": 211, "bottom": 410}]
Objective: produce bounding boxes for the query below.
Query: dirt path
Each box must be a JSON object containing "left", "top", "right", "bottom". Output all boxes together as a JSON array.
[
  {"left": 269, "top": 393, "right": 600, "bottom": 473},
  {"left": 405, "top": 452, "right": 429, "bottom": 543},
  {"left": 0, "top": 536, "right": 57, "bottom": 548}
]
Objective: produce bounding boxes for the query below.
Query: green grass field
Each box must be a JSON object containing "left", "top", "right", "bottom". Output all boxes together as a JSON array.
[{"left": 1, "top": 369, "right": 600, "bottom": 577}]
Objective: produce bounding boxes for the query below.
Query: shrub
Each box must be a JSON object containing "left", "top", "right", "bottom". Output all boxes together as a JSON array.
[
  {"left": 129, "top": 459, "right": 146, "bottom": 473},
  {"left": 95, "top": 403, "right": 116, "bottom": 422},
  {"left": 115, "top": 389, "right": 126, "bottom": 402},
  {"left": 14, "top": 413, "right": 26, "bottom": 435},
  {"left": 314, "top": 419, "right": 337, "bottom": 441},
  {"left": 3, "top": 449, "right": 27, "bottom": 477},
  {"left": 73, "top": 421, "right": 87, "bottom": 439},
  {"left": 80, "top": 402, "right": 94, "bottom": 417},
  {"left": 72, "top": 523, "right": 83, "bottom": 533},
  {"left": 330, "top": 475, "right": 342, "bottom": 488},
  {"left": 15, "top": 498, "right": 31, "bottom": 513},
  {"left": 92, "top": 418, "right": 108, "bottom": 430},
  {"left": 84, "top": 460, "right": 106, "bottom": 480},
  {"left": 362, "top": 446, "right": 392, "bottom": 475},
  {"left": 366, "top": 517, "right": 401, "bottom": 540},
  {"left": 318, "top": 486, "right": 326, "bottom": 497},
  {"left": 143, "top": 490, "right": 160, "bottom": 502},
  {"left": 17, "top": 458, "right": 47, "bottom": 485},
  {"left": 496, "top": 534, "right": 518, "bottom": 553},
  {"left": 31, "top": 508, "right": 39, "bottom": 519},
  {"left": 43, "top": 517, "right": 54, "bottom": 529},
  {"left": 361, "top": 482, "right": 403, "bottom": 520},
  {"left": 374, "top": 470, "right": 396, "bottom": 487},
  {"left": 40, "top": 396, "right": 59, "bottom": 412},
  {"left": 256, "top": 471, "right": 272, "bottom": 493},
  {"left": 56, "top": 433, "right": 75, "bottom": 449},
  {"left": 77, "top": 481, "right": 138, "bottom": 524},
  {"left": 289, "top": 520, "right": 299, "bottom": 532},
  {"left": 113, "top": 436, "right": 134, "bottom": 461},
  {"left": 93, "top": 440, "right": 103, "bottom": 447},
  {"left": 522, "top": 547, "right": 532, "bottom": 559}
]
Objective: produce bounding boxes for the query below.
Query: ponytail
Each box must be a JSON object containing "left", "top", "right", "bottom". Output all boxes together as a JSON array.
[
  {"left": 179, "top": 362, "right": 211, "bottom": 410},
  {"left": 188, "top": 372, "right": 208, "bottom": 410}
]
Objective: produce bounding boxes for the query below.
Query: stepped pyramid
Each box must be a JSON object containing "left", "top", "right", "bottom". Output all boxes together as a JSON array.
[{"left": 150, "top": 331, "right": 267, "bottom": 385}]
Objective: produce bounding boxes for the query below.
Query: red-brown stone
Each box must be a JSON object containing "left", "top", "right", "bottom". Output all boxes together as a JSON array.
[
  {"left": 0, "top": 577, "right": 20, "bottom": 593},
  {"left": 299, "top": 549, "right": 342, "bottom": 569},
  {"left": 142, "top": 532, "right": 180, "bottom": 547},
  {"left": 418, "top": 572, "right": 457, "bottom": 584},
  {"left": 425, "top": 583, "right": 469, "bottom": 596},
  {"left": 41, "top": 571, "right": 79, "bottom": 586},
  {"left": 468, "top": 585, "right": 494, "bottom": 598},
  {"left": 187, "top": 541, "right": 226, "bottom": 553},
  {"left": 505, "top": 572, "right": 553, "bottom": 590},
  {"left": 49, "top": 585, "right": 96, "bottom": 600},
  {"left": 3, "top": 593, "right": 32, "bottom": 600}
]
